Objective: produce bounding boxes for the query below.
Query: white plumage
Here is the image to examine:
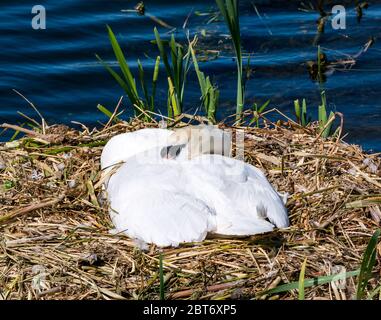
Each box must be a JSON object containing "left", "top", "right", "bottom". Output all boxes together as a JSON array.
[
  {"left": 101, "top": 126, "right": 289, "bottom": 247},
  {"left": 101, "top": 128, "right": 173, "bottom": 174}
]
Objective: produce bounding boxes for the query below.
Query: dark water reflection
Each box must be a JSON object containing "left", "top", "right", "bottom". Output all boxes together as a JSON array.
[{"left": 0, "top": 0, "right": 380, "bottom": 151}]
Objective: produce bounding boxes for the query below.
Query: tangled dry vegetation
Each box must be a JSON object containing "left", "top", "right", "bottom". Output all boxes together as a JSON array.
[{"left": 0, "top": 114, "right": 380, "bottom": 300}]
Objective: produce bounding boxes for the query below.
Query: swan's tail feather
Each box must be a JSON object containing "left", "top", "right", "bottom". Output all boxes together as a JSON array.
[
  {"left": 261, "top": 194, "right": 289, "bottom": 229},
  {"left": 214, "top": 216, "right": 275, "bottom": 236}
]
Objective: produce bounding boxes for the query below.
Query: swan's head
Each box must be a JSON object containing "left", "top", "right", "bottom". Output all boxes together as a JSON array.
[
  {"left": 101, "top": 128, "right": 173, "bottom": 178},
  {"left": 160, "top": 125, "right": 232, "bottom": 160}
]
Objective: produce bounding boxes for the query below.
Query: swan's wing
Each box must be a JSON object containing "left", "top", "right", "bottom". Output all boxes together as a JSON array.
[
  {"left": 107, "top": 161, "right": 216, "bottom": 247},
  {"left": 225, "top": 171, "right": 289, "bottom": 229},
  {"left": 185, "top": 155, "right": 289, "bottom": 235},
  {"left": 101, "top": 128, "right": 172, "bottom": 170},
  {"left": 241, "top": 160, "right": 289, "bottom": 228}
]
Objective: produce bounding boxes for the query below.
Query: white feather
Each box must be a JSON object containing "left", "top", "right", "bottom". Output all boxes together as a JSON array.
[
  {"left": 107, "top": 156, "right": 216, "bottom": 247},
  {"left": 101, "top": 128, "right": 172, "bottom": 170},
  {"left": 101, "top": 128, "right": 289, "bottom": 247},
  {"left": 182, "top": 154, "right": 289, "bottom": 235}
]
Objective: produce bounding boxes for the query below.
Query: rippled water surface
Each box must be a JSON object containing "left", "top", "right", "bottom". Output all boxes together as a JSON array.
[{"left": 1, "top": 0, "right": 380, "bottom": 150}]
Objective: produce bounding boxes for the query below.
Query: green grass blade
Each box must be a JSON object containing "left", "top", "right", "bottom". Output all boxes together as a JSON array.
[
  {"left": 178, "top": 43, "right": 190, "bottom": 110},
  {"left": 209, "top": 87, "right": 218, "bottom": 124},
  {"left": 215, "top": 0, "right": 229, "bottom": 28},
  {"left": 166, "top": 87, "right": 174, "bottom": 120},
  {"left": 302, "top": 98, "right": 307, "bottom": 126},
  {"left": 317, "top": 45, "right": 323, "bottom": 83},
  {"left": 318, "top": 90, "right": 334, "bottom": 137},
  {"left": 154, "top": 28, "right": 186, "bottom": 113},
  {"left": 96, "top": 54, "right": 139, "bottom": 111},
  {"left": 97, "top": 104, "right": 113, "bottom": 119},
  {"left": 250, "top": 100, "right": 269, "bottom": 127},
  {"left": 153, "top": 56, "right": 161, "bottom": 84},
  {"left": 189, "top": 37, "right": 218, "bottom": 122},
  {"left": 180, "top": 45, "right": 191, "bottom": 107},
  {"left": 324, "top": 111, "right": 335, "bottom": 138},
  {"left": 262, "top": 269, "right": 360, "bottom": 296},
  {"left": 216, "top": 0, "right": 244, "bottom": 119},
  {"left": 137, "top": 59, "right": 149, "bottom": 107},
  {"left": 294, "top": 99, "right": 301, "bottom": 123},
  {"left": 150, "top": 39, "right": 170, "bottom": 46},
  {"left": 190, "top": 42, "right": 207, "bottom": 96},
  {"left": 249, "top": 103, "right": 258, "bottom": 127},
  {"left": 8, "top": 123, "right": 25, "bottom": 142},
  {"left": 298, "top": 258, "right": 307, "bottom": 300},
  {"left": 356, "top": 229, "right": 381, "bottom": 300},
  {"left": 169, "top": 34, "right": 179, "bottom": 89},
  {"left": 168, "top": 77, "right": 180, "bottom": 117},
  {"left": 367, "top": 285, "right": 381, "bottom": 300},
  {"left": 106, "top": 25, "right": 138, "bottom": 98},
  {"left": 150, "top": 56, "right": 161, "bottom": 110},
  {"left": 154, "top": 27, "right": 172, "bottom": 79},
  {"left": 318, "top": 105, "right": 327, "bottom": 133},
  {"left": 319, "top": 106, "right": 332, "bottom": 137},
  {"left": 258, "top": 99, "right": 270, "bottom": 113},
  {"left": 159, "top": 254, "right": 165, "bottom": 300}
]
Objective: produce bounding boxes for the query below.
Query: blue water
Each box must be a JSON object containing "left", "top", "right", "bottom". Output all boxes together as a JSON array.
[{"left": 1, "top": 1, "right": 380, "bottom": 151}]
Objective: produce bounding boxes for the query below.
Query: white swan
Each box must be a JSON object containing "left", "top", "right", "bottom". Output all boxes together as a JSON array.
[{"left": 101, "top": 126, "right": 289, "bottom": 247}]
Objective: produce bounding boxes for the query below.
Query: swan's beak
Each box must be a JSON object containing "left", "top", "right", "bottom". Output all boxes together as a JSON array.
[{"left": 168, "top": 125, "right": 233, "bottom": 159}]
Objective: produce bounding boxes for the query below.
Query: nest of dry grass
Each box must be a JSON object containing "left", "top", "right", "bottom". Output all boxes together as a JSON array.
[{"left": 1, "top": 115, "right": 381, "bottom": 300}]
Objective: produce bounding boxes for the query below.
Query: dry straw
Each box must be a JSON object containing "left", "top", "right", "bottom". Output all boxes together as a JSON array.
[{"left": 0, "top": 111, "right": 380, "bottom": 300}]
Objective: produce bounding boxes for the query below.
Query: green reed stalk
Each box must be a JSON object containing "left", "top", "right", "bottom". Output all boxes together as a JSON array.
[
  {"left": 356, "top": 229, "right": 380, "bottom": 299},
  {"left": 154, "top": 28, "right": 190, "bottom": 117},
  {"left": 189, "top": 37, "right": 219, "bottom": 123},
  {"left": 215, "top": 0, "right": 244, "bottom": 120},
  {"left": 96, "top": 25, "right": 159, "bottom": 120}
]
